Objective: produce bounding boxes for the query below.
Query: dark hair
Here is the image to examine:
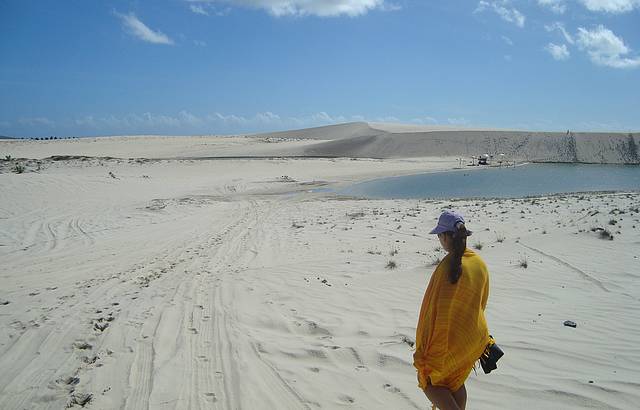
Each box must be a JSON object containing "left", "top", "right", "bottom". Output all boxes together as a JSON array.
[{"left": 446, "top": 222, "right": 468, "bottom": 284}]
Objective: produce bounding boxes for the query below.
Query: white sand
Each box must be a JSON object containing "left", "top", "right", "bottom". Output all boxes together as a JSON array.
[
  {"left": 367, "top": 122, "right": 506, "bottom": 133},
  {"left": 1, "top": 132, "right": 639, "bottom": 409},
  {"left": 257, "top": 122, "right": 639, "bottom": 163}
]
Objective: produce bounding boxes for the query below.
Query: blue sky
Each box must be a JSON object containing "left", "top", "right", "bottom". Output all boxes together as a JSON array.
[{"left": 1, "top": 0, "right": 639, "bottom": 137}]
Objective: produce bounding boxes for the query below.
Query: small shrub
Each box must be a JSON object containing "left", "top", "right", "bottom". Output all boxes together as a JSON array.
[
  {"left": 518, "top": 256, "right": 528, "bottom": 269},
  {"left": 4, "top": 155, "right": 11, "bottom": 161},
  {"left": 599, "top": 229, "right": 613, "bottom": 240},
  {"left": 496, "top": 233, "right": 506, "bottom": 243},
  {"left": 608, "top": 219, "right": 617, "bottom": 225},
  {"left": 13, "top": 163, "right": 25, "bottom": 174},
  {"left": 385, "top": 260, "right": 397, "bottom": 269},
  {"left": 473, "top": 242, "right": 484, "bottom": 250}
]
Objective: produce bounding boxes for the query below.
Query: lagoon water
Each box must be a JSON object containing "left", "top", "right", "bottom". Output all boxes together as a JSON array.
[{"left": 341, "top": 164, "right": 640, "bottom": 199}]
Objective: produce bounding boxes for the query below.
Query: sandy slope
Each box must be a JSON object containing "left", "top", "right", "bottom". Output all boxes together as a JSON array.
[
  {"left": 1, "top": 136, "right": 640, "bottom": 409},
  {"left": 367, "top": 122, "right": 505, "bottom": 133},
  {"left": 257, "top": 123, "right": 639, "bottom": 164}
]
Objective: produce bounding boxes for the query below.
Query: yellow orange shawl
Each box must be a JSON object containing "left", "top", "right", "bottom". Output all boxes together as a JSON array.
[{"left": 413, "top": 248, "right": 490, "bottom": 391}]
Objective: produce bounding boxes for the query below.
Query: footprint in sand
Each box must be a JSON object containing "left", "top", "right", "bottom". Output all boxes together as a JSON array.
[
  {"left": 56, "top": 376, "right": 80, "bottom": 389},
  {"left": 81, "top": 355, "right": 98, "bottom": 365},
  {"left": 338, "top": 395, "right": 355, "bottom": 404},
  {"left": 204, "top": 392, "right": 218, "bottom": 402},
  {"left": 383, "top": 383, "right": 401, "bottom": 393},
  {"left": 73, "top": 341, "right": 93, "bottom": 350},
  {"left": 94, "top": 321, "right": 109, "bottom": 332},
  {"left": 68, "top": 392, "right": 92, "bottom": 407}
]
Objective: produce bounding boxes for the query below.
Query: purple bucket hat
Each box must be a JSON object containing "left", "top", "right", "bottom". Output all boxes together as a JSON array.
[{"left": 429, "top": 210, "right": 472, "bottom": 236}]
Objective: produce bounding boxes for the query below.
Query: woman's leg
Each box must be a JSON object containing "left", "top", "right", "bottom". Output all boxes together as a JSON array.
[
  {"left": 423, "top": 385, "right": 461, "bottom": 410},
  {"left": 452, "top": 384, "right": 467, "bottom": 410}
]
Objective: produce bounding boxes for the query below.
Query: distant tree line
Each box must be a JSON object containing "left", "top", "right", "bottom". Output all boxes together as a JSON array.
[{"left": 28, "top": 136, "right": 79, "bottom": 140}]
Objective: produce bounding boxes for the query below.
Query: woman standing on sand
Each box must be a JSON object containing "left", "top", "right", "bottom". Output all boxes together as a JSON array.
[{"left": 413, "top": 210, "right": 491, "bottom": 410}]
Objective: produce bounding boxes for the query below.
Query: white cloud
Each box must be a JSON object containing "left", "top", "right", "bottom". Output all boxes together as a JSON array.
[
  {"left": 577, "top": 25, "right": 640, "bottom": 68},
  {"left": 308, "top": 111, "right": 340, "bottom": 123},
  {"left": 117, "top": 12, "right": 174, "bottom": 45},
  {"left": 579, "top": 0, "right": 640, "bottom": 13},
  {"left": 18, "top": 117, "right": 55, "bottom": 127},
  {"left": 190, "top": 4, "right": 210, "bottom": 14},
  {"left": 410, "top": 117, "right": 438, "bottom": 124},
  {"left": 76, "top": 113, "right": 181, "bottom": 128},
  {"left": 538, "top": 0, "right": 567, "bottom": 14},
  {"left": 545, "top": 42, "right": 570, "bottom": 60},
  {"left": 178, "top": 110, "right": 205, "bottom": 126},
  {"left": 188, "top": 0, "right": 390, "bottom": 17},
  {"left": 376, "top": 116, "right": 400, "bottom": 122},
  {"left": 475, "top": 1, "right": 525, "bottom": 28},
  {"left": 545, "top": 22, "right": 574, "bottom": 44},
  {"left": 447, "top": 117, "right": 469, "bottom": 125},
  {"left": 74, "top": 116, "right": 97, "bottom": 127},
  {"left": 502, "top": 35, "right": 513, "bottom": 45},
  {"left": 71, "top": 111, "right": 367, "bottom": 134},
  {"left": 255, "top": 111, "right": 281, "bottom": 123},
  {"left": 207, "top": 112, "right": 248, "bottom": 124}
]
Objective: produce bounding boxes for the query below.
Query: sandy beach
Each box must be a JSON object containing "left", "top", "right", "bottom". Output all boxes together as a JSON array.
[{"left": 1, "top": 129, "right": 639, "bottom": 409}]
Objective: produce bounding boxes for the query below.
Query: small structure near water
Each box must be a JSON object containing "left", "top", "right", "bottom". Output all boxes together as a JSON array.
[{"left": 468, "top": 153, "right": 514, "bottom": 167}]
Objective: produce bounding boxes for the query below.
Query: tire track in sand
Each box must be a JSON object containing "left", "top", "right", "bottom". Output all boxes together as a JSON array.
[
  {"left": 204, "top": 198, "right": 311, "bottom": 409},
  {"left": 518, "top": 242, "right": 609, "bottom": 292}
]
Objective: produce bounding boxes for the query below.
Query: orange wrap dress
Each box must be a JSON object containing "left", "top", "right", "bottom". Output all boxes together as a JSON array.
[{"left": 413, "top": 248, "right": 490, "bottom": 391}]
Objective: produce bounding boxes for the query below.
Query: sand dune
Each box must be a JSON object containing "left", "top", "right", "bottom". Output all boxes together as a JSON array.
[
  {"left": 3, "top": 122, "right": 638, "bottom": 165},
  {"left": 368, "top": 122, "right": 505, "bottom": 133},
  {"left": 259, "top": 123, "right": 639, "bottom": 164},
  {"left": 254, "top": 122, "right": 379, "bottom": 141},
  {"left": 1, "top": 133, "right": 639, "bottom": 409}
]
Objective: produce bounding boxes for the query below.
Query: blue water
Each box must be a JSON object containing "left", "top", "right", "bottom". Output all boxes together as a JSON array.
[{"left": 340, "top": 164, "right": 640, "bottom": 199}]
